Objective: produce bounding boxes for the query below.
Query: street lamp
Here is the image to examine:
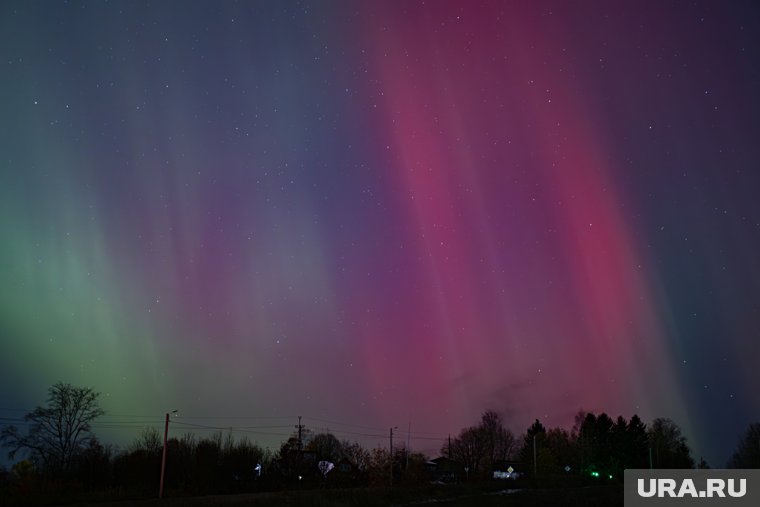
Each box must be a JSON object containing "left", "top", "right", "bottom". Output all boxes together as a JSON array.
[{"left": 159, "top": 410, "right": 178, "bottom": 499}]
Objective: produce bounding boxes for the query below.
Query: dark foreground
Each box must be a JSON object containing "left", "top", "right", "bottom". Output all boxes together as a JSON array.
[{"left": 42, "top": 484, "right": 623, "bottom": 507}]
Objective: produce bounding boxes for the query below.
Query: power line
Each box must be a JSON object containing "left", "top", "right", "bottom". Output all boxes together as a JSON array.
[
  {"left": 304, "top": 416, "right": 387, "bottom": 433},
  {"left": 1, "top": 410, "right": 450, "bottom": 446}
]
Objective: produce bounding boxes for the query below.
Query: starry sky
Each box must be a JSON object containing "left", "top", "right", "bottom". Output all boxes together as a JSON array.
[{"left": 1, "top": 1, "right": 759, "bottom": 466}]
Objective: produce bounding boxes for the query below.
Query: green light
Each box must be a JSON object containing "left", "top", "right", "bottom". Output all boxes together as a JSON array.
[
  {"left": 591, "top": 471, "right": 599, "bottom": 477},
  {"left": 609, "top": 475, "right": 613, "bottom": 479}
]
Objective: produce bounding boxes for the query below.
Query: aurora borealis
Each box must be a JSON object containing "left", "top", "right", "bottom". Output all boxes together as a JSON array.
[{"left": 1, "top": 1, "right": 759, "bottom": 466}]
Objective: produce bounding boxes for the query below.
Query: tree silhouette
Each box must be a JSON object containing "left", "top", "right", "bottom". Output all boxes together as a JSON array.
[
  {"left": 647, "top": 418, "right": 694, "bottom": 469},
  {"left": 572, "top": 411, "right": 649, "bottom": 476},
  {"left": 544, "top": 427, "right": 573, "bottom": 472},
  {"left": 478, "top": 410, "right": 516, "bottom": 469},
  {"left": 306, "top": 432, "right": 343, "bottom": 462},
  {"left": 447, "top": 425, "right": 486, "bottom": 475},
  {"left": 519, "top": 419, "right": 547, "bottom": 475},
  {"left": 727, "top": 422, "right": 760, "bottom": 468},
  {"left": 443, "top": 410, "right": 515, "bottom": 478},
  {"left": 1, "top": 382, "right": 104, "bottom": 474},
  {"left": 627, "top": 415, "right": 649, "bottom": 468}
]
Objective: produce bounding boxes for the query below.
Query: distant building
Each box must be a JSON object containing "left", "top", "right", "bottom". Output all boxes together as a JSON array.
[
  {"left": 329, "top": 457, "right": 362, "bottom": 485},
  {"left": 426, "top": 456, "right": 464, "bottom": 483},
  {"left": 336, "top": 457, "right": 354, "bottom": 474}
]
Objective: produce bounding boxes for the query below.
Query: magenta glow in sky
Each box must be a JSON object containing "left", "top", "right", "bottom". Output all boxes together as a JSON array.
[{"left": 1, "top": 1, "right": 759, "bottom": 465}]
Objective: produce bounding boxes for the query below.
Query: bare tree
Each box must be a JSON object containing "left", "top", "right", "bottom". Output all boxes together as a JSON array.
[
  {"left": 444, "top": 411, "right": 515, "bottom": 477},
  {"left": 129, "top": 426, "right": 163, "bottom": 455},
  {"left": 342, "top": 441, "right": 371, "bottom": 471},
  {"left": 305, "top": 432, "right": 343, "bottom": 462},
  {"left": 450, "top": 426, "right": 487, "bottom": 473},
  {"left": 1, "top": 382, "right": 104, "bottom": 473},
  {"left": 479, "top": 410, "right": 516, "bottom": 465}
]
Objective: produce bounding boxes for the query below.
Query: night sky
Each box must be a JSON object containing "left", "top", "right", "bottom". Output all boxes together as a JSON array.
[{"left": 1, "top": 1, "right": 759, "bottom": 466}]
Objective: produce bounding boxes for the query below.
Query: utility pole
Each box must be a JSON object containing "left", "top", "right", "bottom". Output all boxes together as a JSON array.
[
  {"left": 406, "top": 417, "right": 411, "bottom": 471},
  {"left": 295, "top": 416, "right": 305, "bottom": 451},
  {"left": 533, "top": 434, "right": 537, "bottom": 477},
  {"left": 159, "top": 410, "right": 177, "bottom": 499},
  {"left": 448, "top": 434, "right": 452, "bottom": 459},
  {"left": 389, "top": 426, "right": 398, "bottom": 486}
]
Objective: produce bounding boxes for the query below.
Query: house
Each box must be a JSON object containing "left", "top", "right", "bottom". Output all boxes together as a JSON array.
[
  {"left": 328, "top": 457, "right": 363, "bottom": 485},
  {"left": 426, "top": 456, "right": 464, "bottom": 483}
]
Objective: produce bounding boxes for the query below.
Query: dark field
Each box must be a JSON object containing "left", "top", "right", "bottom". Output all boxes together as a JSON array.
[{"left": 41, "top": 485, "right": 622, "bottom": 507}]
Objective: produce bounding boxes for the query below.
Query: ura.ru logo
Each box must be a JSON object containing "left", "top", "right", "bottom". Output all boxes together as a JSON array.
[{"left": 637, "top": 478, "right": 746, "bottom": 498}]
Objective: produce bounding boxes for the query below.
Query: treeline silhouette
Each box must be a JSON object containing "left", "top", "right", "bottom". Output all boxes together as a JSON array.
[{"left": 1, "top": 383, "right": 759, "bottom": 504}]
